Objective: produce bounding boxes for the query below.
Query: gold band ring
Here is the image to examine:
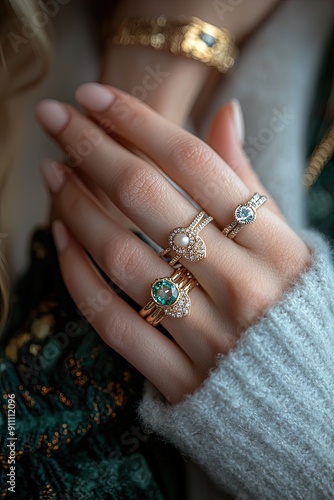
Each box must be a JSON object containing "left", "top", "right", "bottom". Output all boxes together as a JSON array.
[
  {"left": 139, "top": 267, "right": 198, "bottom": 326},
  {"left": 159, "top": 211, "right": 213, "bottom": 266},
  {"left": 222, "top": 193, "right": 267, "bottom": 240}
]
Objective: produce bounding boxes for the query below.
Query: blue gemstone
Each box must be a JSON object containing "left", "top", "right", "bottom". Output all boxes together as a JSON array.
[
  {"left": 200, "top": 33, "right": 216, "bottom": 48},
  {"left": 235, "top": 205, "right": 255, "bottom": 224}
]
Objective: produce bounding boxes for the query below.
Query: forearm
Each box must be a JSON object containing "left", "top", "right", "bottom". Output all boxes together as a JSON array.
[{"left": 100, "top": 0, "right": 281, "bottom": 125}]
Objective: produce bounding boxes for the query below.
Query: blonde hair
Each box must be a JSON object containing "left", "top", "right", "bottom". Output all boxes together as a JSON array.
[{"left": 0, "top": 0, "right": 51, "bottom": 329}]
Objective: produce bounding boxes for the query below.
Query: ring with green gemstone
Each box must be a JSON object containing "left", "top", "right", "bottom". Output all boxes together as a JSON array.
[
  {"left": 139, "top": 267, "right": 198, "bottom": 326},
  {"left": 222, "top": 193, "right": 267, "bottom": 240}
]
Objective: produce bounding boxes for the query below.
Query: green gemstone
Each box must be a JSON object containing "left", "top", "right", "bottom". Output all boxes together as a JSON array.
[{"left": 151, "top": 279, "right": 178, "bottom": 306}]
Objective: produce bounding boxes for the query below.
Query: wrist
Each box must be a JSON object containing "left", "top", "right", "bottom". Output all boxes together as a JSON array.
[
  {"left": 99, "top": 44, "right": 210, "bottom": 126},
  {"left": 110, "top": 0, "right": 282, "bottom": 42}
]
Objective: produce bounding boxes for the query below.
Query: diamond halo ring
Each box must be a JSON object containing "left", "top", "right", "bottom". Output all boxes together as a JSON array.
[
  {"left": 222, "top": 193, "right": 267, "bottom": 240},
  {"left": 159, "top": 211, "right": 213, "bottom": 267}
]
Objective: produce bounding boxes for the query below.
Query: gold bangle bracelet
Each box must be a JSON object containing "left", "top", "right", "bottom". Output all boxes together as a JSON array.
[{"left": 104, "top": 16, "right": 237, "bottom": 73}]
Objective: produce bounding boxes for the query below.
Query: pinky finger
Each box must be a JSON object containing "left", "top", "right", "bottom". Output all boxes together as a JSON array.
[{"left": 52, "top": 220, "right": 197, "bottom": 404}]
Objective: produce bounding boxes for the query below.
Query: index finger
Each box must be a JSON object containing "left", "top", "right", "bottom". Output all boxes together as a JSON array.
[{"left": 74, "top": 83, "right": 279, "bottom": 250}]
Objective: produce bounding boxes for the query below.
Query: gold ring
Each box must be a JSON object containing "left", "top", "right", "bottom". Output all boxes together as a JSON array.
[
  {"left": 139, "top": 267, "right": 198, "bottom": 326},
  {"left": 222, "top": 193, "right": 267, "bottom": 240},
  {"left": 159, "top": 211, "right": 213, "bottom": 266}
]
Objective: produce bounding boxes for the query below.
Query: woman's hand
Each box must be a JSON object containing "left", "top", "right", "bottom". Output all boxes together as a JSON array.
[{"left": 36, "top": 83, "right": 309, "bottom": 404}]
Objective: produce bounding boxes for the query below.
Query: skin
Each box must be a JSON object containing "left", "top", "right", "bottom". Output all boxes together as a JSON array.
[
  {"left": 101, "top": 0, "right": 282, "bottom": 126},
  {"left": 36, "top": 85, "right": 310, "bottom": 404},
  {"left": 81, "top": 0, "right": 282, "bottom": 229}
]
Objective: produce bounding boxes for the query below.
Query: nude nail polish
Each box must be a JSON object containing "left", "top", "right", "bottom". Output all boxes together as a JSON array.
[
  {"left": 75, "top": 83, "right": 114, "bottom": 112},
  {"left": 36, "top": 99, "right": 70, "bottom": 134}
]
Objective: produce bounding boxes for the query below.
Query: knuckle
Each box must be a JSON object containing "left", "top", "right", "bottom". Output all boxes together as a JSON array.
[
  {"left": 114, "top": 165, "right": 167, "bottom": 214},
  {"left": 102, "top": 310, "right": 133, "bottom": 350},
  {"left": 102, "top": 234, "right": 143, "bottom": 284},
  {"left": 165, "top": 135, "right": 217, "bottom": 175}
]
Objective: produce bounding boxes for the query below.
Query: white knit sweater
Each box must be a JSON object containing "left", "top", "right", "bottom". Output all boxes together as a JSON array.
[
  {"left": 139, "top": 231, "right": 334, "bottom": 498},
  {"left": 138, "top": 1, "right": 334, "bottom": 498}
]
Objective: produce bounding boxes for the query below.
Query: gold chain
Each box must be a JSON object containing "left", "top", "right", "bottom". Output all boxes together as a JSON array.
[{"left": 304, "top": 121, "right": 334, "bottom": 187}]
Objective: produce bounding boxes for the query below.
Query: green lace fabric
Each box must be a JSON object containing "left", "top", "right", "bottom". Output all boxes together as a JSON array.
[{"left": 0, "top": 228, "right": 184, "bottom": 499}]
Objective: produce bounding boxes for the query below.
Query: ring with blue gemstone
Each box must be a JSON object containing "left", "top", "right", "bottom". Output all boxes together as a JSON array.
[
  {"left": 139, "top": 267, "right": 198, "bottom": 326},
  {"left": 222, "top": 193, "right": 267, "bottom": 240}
]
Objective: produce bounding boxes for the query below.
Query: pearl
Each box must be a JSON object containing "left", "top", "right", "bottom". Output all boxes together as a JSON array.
[{"left": 173, "top": 233, "right": 190, "bottom": 248}]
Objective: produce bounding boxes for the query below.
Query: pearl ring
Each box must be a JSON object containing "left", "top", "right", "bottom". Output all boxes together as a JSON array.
[{"left": 159, "top": 211, "right": 213, "bottom": 267}]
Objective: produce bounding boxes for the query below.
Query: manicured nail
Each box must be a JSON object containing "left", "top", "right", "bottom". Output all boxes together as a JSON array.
[
  {"left": 52, "top": 220, "right": 69, "bottom": 252},
  {"left": 36, "top": 99, "right": 70, "bottom": 134},
  {"left": 230, "top": 99, "right": 245, "bottom": 145},
  {"left": 40, "top": 159, "right": 66, "bottom": 192},
  {"left": 75, "top": 83, "right": 114, "bottom": 112}
]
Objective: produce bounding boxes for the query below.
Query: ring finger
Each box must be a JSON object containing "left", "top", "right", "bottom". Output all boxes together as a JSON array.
[{"left": 41, "top": 159, "right": 236, "bottom": 367}]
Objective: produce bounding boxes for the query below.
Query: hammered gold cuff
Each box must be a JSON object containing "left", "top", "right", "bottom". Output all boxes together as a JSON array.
[{"left": 104, "top": 16, "right": 237, "bottom": 73}]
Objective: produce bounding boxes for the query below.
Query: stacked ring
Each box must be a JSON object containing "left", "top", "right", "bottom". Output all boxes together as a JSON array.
[
  {"left": 140, "top": 267, "right": 198, "bottom": 326},
  {"left": 222, "top": 193, "right": 267, "bottom": 240},
  {"left": 159, "top": 211, "right": 213, "bottom": 266}
]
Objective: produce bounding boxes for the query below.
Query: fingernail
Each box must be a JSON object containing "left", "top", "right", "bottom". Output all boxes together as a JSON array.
[
  {"left": 52, "top": 220, "right": 69, "bottom": 252},
  {"left": 230, "top": 99, "right": 245, "bottom": 145},
  {"left": 36, "top": 99, "right": 70, "bottom": 134},
  {"left": 40, "top": 159, "right": 66, "bottom": 192},
  {"left": 75, "top": 83, "right": 114, "bottom": 112}
]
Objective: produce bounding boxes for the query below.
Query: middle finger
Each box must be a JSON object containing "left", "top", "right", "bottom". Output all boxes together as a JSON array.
[{"left": 36, "top": 100, "right": 241, "bottom": 295}]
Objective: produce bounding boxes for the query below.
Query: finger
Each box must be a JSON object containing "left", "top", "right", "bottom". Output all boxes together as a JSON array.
[
  {"left": 73, "top": 83, "right": 277, "bottom": 250},
  {"left": 35, "top": 99, "right": 244, "bottom": 298},
  {"left": 41, "top": 159, "right": 235, "bottom": 368},
  {"left": 206, "top": 101, "right": 283, "bottom": 218},
  {"left": 35, "top": 100, "right": 217, "bottom": 248},
  {"left": 52, "top": 220, "right": 202, "bottom": 404}
]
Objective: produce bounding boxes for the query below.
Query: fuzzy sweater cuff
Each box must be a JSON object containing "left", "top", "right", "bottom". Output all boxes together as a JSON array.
[{"left": 138, "top": 231, "right": 334, "bottom": 499}]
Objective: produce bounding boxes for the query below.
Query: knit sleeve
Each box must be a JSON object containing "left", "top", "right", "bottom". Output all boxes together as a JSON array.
[{"left": 138, "top": 231, "right": 334, "bottom": 500}]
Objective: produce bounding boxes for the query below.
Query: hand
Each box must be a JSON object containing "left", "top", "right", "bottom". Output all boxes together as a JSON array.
[
  {"left": 92, "top": 0, "right": 282, "bottom": 228},
  {"left": 36, "top": 84, "right": 310, "bottom": 404}
]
